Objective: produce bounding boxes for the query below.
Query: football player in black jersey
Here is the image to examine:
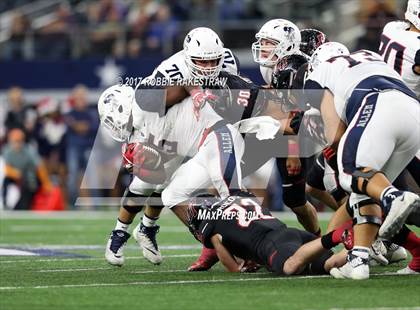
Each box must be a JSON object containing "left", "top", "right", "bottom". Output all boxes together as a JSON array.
[{"left": 187, "top": 191, "right": 349, "bottom": 275}]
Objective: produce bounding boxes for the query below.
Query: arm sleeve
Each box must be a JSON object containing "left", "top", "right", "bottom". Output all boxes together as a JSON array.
[{"left": 200, "top": 220, "right": 216, "bottom": 249}]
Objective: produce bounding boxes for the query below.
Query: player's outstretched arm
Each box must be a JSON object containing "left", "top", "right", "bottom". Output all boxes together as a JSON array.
[{"left": 211, "top": 234, "right": 241, "bottom": 272}]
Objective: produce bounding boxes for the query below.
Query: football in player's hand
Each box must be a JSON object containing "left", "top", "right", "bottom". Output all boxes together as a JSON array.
[{"left": 122, "top": 142, "right": 162, "bottom": 170}]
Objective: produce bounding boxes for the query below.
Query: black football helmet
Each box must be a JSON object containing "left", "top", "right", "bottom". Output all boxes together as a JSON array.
[
  {"left": 271, "top": 54, "right": 308, "bottom": 90},
  {"left": 186, "top": 194, "right": 217, "bottom": 242},
  {"left": 300, "top": 28, "right": 328, "bottom": 57}
]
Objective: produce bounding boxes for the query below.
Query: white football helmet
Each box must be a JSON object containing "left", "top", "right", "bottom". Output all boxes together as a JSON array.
[
  {"left": 97, "top": 84, "right": 135, "bottom": 142},
  {"left": 183, "top": 27, "right": 225, "bottom": 79},
  {"left": 252, "top": 19, "right": 301, "bottom": 67},
  {"left": 309, "top": 42, "right": 350, "bottom": 72},
  {"left": 406, "top": 0, "right": 420, "bottom": 30}
]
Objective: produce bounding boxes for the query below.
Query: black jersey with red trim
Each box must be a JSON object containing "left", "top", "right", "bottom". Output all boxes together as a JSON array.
[
  {"left": 198, "top": 194, "right": 286, "bottom": 262},
  {"left": 206, "top": 72, "right": 267, "bottom": 123}
]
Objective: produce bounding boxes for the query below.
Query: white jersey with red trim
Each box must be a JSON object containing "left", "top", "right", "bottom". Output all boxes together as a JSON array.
[
  {"left": 305, "top": 50, "right": 403, "bottom": 123},
  {"left": 379, "top": 21, "right": 420, "bottom": 98},
  {"left": 151, "top": 48, "right": 239, "bottom": 81}
]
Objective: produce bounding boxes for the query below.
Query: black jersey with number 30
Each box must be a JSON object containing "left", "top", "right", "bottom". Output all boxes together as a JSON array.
[
  {"left": 207, "top": 72, "right": 267, "bottom": 123},
  {"left": 199, "top": 194, "right": 286, "bottom": 261}
]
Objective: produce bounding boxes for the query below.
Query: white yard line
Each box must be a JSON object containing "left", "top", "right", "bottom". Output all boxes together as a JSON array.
[
  {"left": 38, "top": 268, "right": 188, "bottom": 273},
  {"left": 0, "top": 254, "right": 198, "bottom": 264},
  {"left": 8, "top": 225, "right": 189, "bottom": 233},
  {"left": 0, "top": 272, "right": 412, "bottom": 291},
  {"left": 0, "top": 244, "right": 200, "bottom": 250},
  {"left": 326, "top": 308, "right": 420, "bottom": 310}
]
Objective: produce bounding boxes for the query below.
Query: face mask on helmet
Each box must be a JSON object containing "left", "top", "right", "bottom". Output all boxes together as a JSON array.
[
  {"left": 309, "top": 42, "right": 350, "bottom": 72},
  {"left": 271, "top": 54, "right": 308, "bottom": 111},
  {"left": 184, "top": 27, "right": 225, "bottom": 79},
  {"left": 300, "top": 29, "right": 328, "bottom": 57},
  {"left": 272, "top": 54, "right": 308, "bottom": 89},
  {"left": 252, "top": 19, "right": 301, "bottom": 67},
  {"left": 98, "top": 85, "right": 135, "bottom": 142},
  {"left": 186, "top": 194, "right": 218, "bottom": 242},
  {"left": 405, "top": 0, "right": 420, "bottom": 30}
]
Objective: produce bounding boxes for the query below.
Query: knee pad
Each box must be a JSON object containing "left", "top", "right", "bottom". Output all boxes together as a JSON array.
[
  {"left": 282, "top": 181, "right": 307, "bottom": 208},
  {"left": 346, "top": 198, "right": 382, "bottom": 226},
  {"left": 148, "top": 191, "right": 165, "bottom": 210},
  {"left": 350, "top": 168, "right": 384, "bottom": 195},
  {"left": 121, "top": 188, "right": 147, "bottom": 214}
]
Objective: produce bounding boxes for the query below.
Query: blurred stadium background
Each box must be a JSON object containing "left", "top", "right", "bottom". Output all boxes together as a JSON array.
[{"left": 0, "top": 0, "right": 409, "bottom": 211}]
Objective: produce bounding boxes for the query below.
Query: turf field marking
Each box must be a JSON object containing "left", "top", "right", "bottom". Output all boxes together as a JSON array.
[
  {"left": 0, "top": 254, "right": 198, "bottom": 264},
  {"left": 327, "top": 308, "right": 420, "bottom": 310},
  {"left": 0, "top": 276, "right": 325, "bottom": 290},
  {"left": 37, "top": 268, "right": 188, "bottom": 273},
  {"left": 0, "top": 272, "right": 414, "bottom": 291},
  {"left": 9, "top": 225, "right": 188, "bottom": 233},
  {"left": 38, "top": 267, "right": 113, "bottom": 272},
  {"left": 0, "top": 244, "right": 200, "bottom": 250}
]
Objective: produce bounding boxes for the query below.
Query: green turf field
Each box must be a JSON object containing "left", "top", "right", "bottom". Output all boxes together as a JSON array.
[{"left": 0, "top": 211, "right": 419, "bottom": 310}]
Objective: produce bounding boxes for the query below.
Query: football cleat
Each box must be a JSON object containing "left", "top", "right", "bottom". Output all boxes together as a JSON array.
[
  {"left": 397, "top": 266, "right": 419, "bottom": 275},
  {"left": 369, "top": 240, "right": 389, "bottom": 266},
  {"left": 383, "top": 241, "right": 408, "bottom": 263},
  {"left": 188, "top": 246, "right": 219, "bottom": 271},
  {"left": 330, "top": 250, "right": 370, "bottom": 280},
  {"left": 379, "top": 191, "right": 420, "bottom": 239},
  {"left": 133, "top": 223, "right": 162, "bottom": 265},
  {"left": 105, "top": 230, "right": 131, "bottom": 266}
]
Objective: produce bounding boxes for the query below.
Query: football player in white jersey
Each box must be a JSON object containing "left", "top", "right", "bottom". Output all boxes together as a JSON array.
[
  {"left": 379, "top": 0, "right": 420, "bottom": 98},
  {"left": 101, "top": 27, "right": 241, "bottom": 267},
  {"left": 378, "top": 1, "right": 420, "bottom": 274},
  {"left": 251, "top": 19, "right": 322, "bottom": 238},
  {"left": 304, "top": 42, "right": 420, "bottom": 279}
]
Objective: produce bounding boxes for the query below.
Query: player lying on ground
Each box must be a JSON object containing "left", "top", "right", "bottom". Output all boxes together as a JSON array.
[{"left": 186, "top": 191, "right": 353, "bottom": 275}]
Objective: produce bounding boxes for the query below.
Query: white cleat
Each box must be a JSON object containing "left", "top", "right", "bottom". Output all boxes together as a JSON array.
[
  {"left": 105, "top": 230, "right": 130, "bottom": 266},
  {"left": 384, "top": 242, "right": 407, "bottom": 263},
  {"left": 397, "top": 266, "right": 419, "bottom": 275},
  {"left": 369, "top": 240, "right": 389, "bottom": 266},
  {"left": 330, "top": 251, "right": 370, "bottom": 280},
  {"left": 133, "top": 223, "right": 163, "bottom": 265},
  {"left": 379, "top": 192, "right": 420, "bottom": 239}
]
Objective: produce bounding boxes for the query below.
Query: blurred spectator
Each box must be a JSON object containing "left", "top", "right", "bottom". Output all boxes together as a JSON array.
[
  {"left": 2, "top": 11, "right": 30, "bottom": 60},
  {"left": 2, "top": 129, "right": 52, "bottom": 210},
  {"left": 34, "top": 3, "right": 74, "bottom": 59},
  {"left": 189, "top": 0, "right": 218, "bottom": 23},
  {"left": 0, "top": 100, "right": 6, "bottom": 145},
  {"left": 355, "top": 0, "right": 397, "bottom": 51},
  {"left": 88, "top": 0, "right": 126, "bottom": 56},
  {"left": 219, "top": 0, "right": 246, "bottom": 20},
  {"left": 127, "top": 0, "right": 159, "bottom": 39},
  {"left": 5, "top": 87, "right": 37, "bottom": 142},
  {"left": 127, "top": 38, "right": 143, "bottom": 58},
  {"left": 34, "top": 97, "right": 67, "bottom": 199},
  {"left": 144, "top": 4, "right": 179, "bottom": 54},
  {"left": 64, "top": 85, "right": 99, "bottom": 207}
]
